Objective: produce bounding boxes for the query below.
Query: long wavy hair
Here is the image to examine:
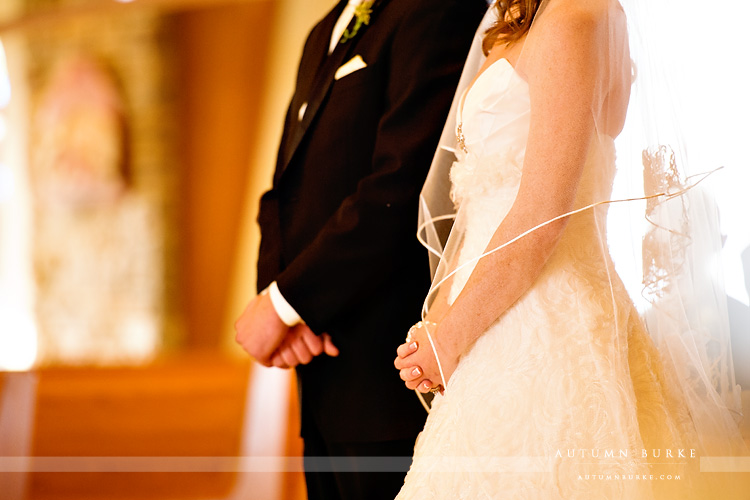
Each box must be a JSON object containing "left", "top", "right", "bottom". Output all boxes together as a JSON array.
[{"left": 482, "top": 0, "right": 541, "bottom": 54}]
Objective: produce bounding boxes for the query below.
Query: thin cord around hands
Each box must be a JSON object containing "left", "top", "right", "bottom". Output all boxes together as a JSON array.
[
  {"left": 407, "top": 320, "right": 445, "bottom": 412},
  {"left": 423, "top": 321, "right": 446, "bottom": 390},
  {"left": 415, "top": 166, "right": 722, "bottom": 405}
]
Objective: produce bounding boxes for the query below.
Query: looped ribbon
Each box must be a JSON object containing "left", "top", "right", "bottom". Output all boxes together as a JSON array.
[
  {"left": 412, "top": 166, "right": 722, "bottom": 412},
  {"left": 406, "top": 320, "right": 442, "bottom": 412}
]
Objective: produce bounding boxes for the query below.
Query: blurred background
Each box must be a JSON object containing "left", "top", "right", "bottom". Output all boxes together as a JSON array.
[
  {"left": 0, "top": 0, "right": 748, "bottom": 499},
  {"left": 0, "top": 0, "right": 336, "bottom": 498}
]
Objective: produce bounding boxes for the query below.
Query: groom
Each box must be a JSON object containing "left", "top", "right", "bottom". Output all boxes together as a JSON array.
[{"left": 235, "top": 0, "right": 486, "bottom": 498}]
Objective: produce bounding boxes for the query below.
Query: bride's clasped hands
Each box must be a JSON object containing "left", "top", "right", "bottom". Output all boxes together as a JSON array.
[{"left": 394, "top": 319, "right": 460, "bottom": 395}]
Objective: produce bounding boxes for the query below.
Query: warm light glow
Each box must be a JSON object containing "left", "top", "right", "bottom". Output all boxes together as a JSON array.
[
  {"left": 0, "top": 115, "right": 7, "bottom": 142},
  {"left": 611, "top": 1, "right": 750, "bottom": 308},
  {"left": 0, "top": 38, "right": 38, "bottom": 371},
  {"left": 679, "top": 3, "right": 750, "bottom": 306},
  {"left": 0, "top": 45, "right": 9, "bottom": 110},
  {"left": 0, "top": 304, "right": 38, "bottom": 371},
  {"left": 0, "top": 161, "right": 13, "bottom": 202},
  {"left": 0, "top": 42, "right": 11, "bottom": 202}
]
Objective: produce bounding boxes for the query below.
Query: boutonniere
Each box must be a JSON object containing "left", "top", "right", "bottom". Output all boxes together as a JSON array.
[{"left": 340, "top": 0, "right": 376, "bottom": 44}]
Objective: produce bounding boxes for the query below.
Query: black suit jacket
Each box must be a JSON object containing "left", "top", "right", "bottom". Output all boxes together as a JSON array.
[{"left": 257, "top": 0, "right": 486, "bottom": 442}]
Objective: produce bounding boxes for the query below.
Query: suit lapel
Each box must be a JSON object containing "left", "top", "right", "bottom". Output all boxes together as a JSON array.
[
  {"left": 277, "top": 0, "right": 389, "bottom": 180},
  {"left": 298, "top": 0, "right": 347, "bottom": 98}
]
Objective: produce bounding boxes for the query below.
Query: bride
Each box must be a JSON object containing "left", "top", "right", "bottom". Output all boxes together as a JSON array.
[{"left": 394, "top": 0, "right": 748, "bottom": 498}]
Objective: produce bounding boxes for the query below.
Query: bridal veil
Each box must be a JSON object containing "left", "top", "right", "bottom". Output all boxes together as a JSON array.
[{"left": 415, "top": 0, "right": 747, "bottom": 486}]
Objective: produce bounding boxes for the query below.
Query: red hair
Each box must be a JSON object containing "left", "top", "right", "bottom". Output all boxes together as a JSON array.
[{"left": 482, "top": 0, "right": 541, "bottom": 54}]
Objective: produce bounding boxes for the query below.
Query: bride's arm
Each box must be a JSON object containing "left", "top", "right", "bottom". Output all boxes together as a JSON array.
[
  {"left": 397, "top": 3, "right": 614, "bottom": 391},
  {"left": 423, "top": 244, "right": 463, "bottom": 322}
]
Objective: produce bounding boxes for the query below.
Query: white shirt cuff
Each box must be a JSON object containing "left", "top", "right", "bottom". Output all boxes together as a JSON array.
[{"left": 266, "top": 281, "right": 304, "bottom": 327}]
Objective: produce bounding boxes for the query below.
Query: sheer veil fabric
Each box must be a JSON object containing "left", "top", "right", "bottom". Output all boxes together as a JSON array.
[{"left": 405, "top": 0, "right": 749, "bottom": 497}]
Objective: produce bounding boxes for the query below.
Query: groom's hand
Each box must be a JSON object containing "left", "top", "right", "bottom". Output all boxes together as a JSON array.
[
  {"left": 270, "top": 325, "right": 339, "bottom": 368},
  {"left": 235, "top": 292, "right": 289, "bottom": 366}
]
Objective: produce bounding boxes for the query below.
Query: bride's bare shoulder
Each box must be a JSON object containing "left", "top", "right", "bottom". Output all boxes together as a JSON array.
[
  {"left": 530, "top": 0, "right": 625, "bottom": 49},
  {"left": 540, "top": 0, "right": 622, "bottom": 30}
]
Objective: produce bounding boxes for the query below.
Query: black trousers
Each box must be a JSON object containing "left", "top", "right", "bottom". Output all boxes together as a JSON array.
[{"left": 302, "top": 423, "right": 417, "bottom": 500}]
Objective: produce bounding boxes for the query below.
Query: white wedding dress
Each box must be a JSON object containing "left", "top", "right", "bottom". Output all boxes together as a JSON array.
[{"left": 396, "top": 57, "right": 745, "bottom": 499}]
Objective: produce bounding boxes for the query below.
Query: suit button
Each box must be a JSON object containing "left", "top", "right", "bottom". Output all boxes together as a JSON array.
[{"left": 298, "top": 102, "right": 308, "bottom": 121}]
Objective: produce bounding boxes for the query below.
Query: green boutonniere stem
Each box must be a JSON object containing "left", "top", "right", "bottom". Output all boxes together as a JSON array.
[{"left": 340, "top": 1, "right": 375, "bottom": 44}]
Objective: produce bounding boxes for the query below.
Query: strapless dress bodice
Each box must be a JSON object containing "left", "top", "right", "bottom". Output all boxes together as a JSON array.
[{"left": 451, "top": 57, "right": 616, "bottom": 214}]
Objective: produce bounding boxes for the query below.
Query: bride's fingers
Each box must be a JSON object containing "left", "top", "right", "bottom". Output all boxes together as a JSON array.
[
  {"left": 396, "top": 341, "right": 419, "bottom": 359},
  {"left": 417, "top": 380, "right": 435, "bottom": 394},
  {"left": 394, "top": 342, "right": 422, "bottom": 370},
  {"left": 399, "top": 366, "right": 422, "bottom": 382},
  {"left": 394, "top": 354, "right": 413, "bottom": 370},
  {"left": 406, "top": 378, "right": 433, "bottom": 391}
]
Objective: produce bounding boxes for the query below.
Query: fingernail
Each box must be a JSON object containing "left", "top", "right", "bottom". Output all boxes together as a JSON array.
[
  {"left": 411, "top": 367, "right": 421, "bottom": 377},
  {"left": 409, "top": 341, "right": 418, "bottom": 350}
]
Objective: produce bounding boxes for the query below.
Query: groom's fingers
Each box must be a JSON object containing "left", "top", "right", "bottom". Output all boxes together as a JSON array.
[
  {"left": 321, "top": 334, "right": 339, "bottom": 357},
  {"left": 271, "top": 352, "right": 289, "bottom": 368},
  {"left": 278, "top": 345, "right": 300, "bottom": 367},
  {"left": 297, "top": 326, "right": 324, "bottom": 357},
  {"left": 289, "top": 336, "right": 314, "bottom": 365},
  {"left": 284, "top": 327, "right": 316, "bottom": 364}
]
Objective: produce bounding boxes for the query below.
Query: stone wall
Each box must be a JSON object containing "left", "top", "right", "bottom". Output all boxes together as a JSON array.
[{"left": 23, "top": 4, "right": 183, "bottom": 365}]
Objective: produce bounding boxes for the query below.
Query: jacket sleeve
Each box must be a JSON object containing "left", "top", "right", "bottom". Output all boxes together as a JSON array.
[{"left": 274, "top": 0, "right": 484, "bottom": 335}]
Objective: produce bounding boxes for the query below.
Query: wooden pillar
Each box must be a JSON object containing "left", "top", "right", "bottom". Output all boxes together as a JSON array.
[{"left": 175, "top": 1, "right": 274, "bottom": 349}]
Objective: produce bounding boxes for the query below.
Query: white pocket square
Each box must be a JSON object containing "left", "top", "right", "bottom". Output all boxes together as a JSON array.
[{"left": 334, "top": 55, "right": 367, "bottom": 81}]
